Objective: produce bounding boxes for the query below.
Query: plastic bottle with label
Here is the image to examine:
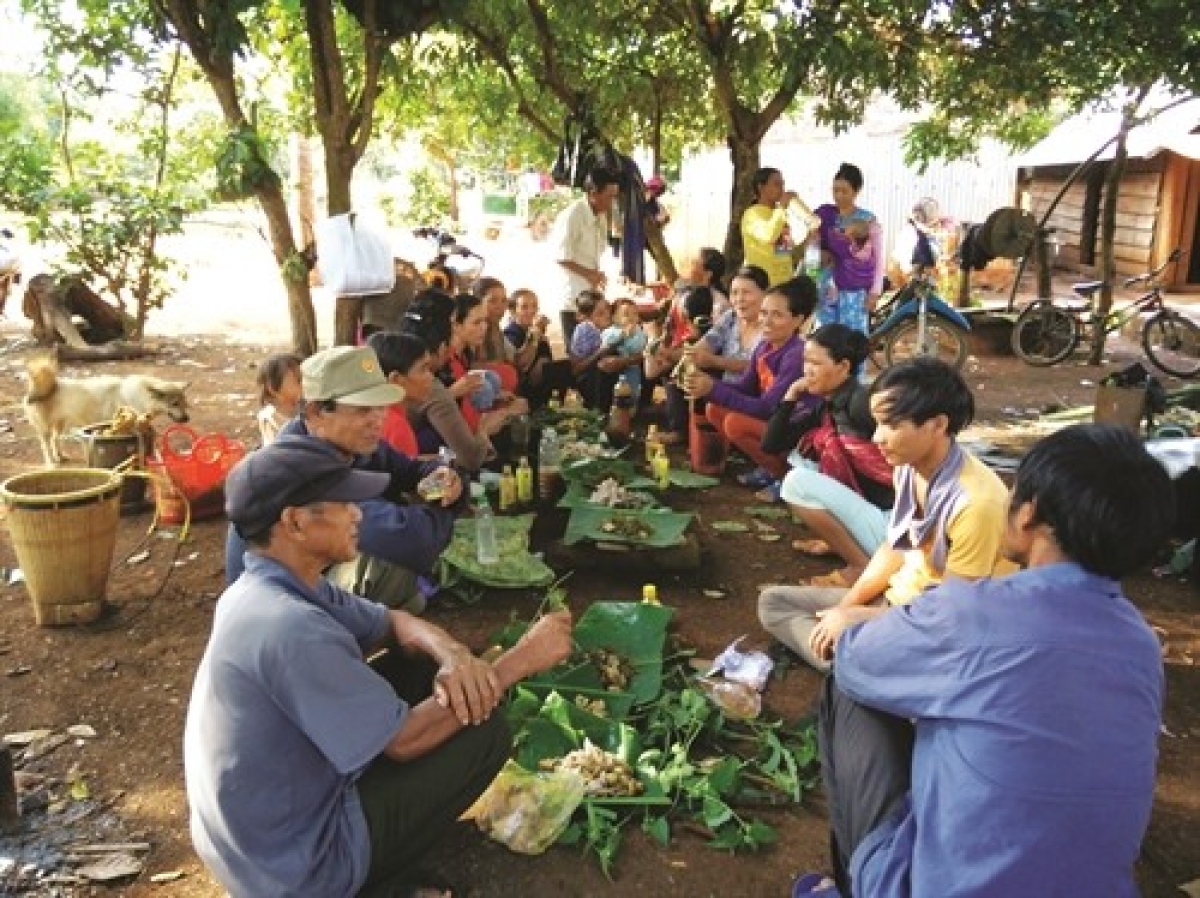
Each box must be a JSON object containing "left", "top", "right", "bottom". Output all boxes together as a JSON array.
[
  {"left": 515, "top": 457, "right": 534, "bottom": 504},
  {"left": 803, "top": 241, "right": 822, "bottom": 280},
  {"left": 652, "top": 445, "right": 671, "bottom": 489},
  {"left": 644, "top": 424, "right": 662, "bottom": 463},
  {"left": 538, "top": 427, "right": 562, "bottom": 501},
  {"left": 499, "top": 465, "right": 516, "bottom": 511}
]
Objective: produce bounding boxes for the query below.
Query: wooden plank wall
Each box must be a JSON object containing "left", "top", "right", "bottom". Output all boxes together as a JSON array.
[{"left": 1025, "top": 165, "right": 1162, "bottom": 276}]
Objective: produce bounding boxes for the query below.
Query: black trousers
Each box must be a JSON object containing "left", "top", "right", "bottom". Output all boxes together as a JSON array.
[
  {"left": 817, "top": 674, "right": 915, "bottom": 896},
  {"left": 356, "top": 652, "right": 510, "bottom": 897}
]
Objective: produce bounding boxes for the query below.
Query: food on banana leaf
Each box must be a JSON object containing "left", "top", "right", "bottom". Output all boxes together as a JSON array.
[{"left": 538, "top": 740, "right": 644, "bottom": 797}]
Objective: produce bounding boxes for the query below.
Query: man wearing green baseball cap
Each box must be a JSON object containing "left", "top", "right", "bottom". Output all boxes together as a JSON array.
[{"left": 226, "top": 345, "right": 463, "bottom": 612}]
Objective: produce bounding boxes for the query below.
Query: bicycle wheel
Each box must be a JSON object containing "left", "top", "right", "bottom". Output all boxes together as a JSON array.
[
  {"left": 882, "top": 318, "right": 969, "bottom": 370},
  {"left": 1142, "top": 311, "right": 1200, "bottom": 378},
  {"left": 1011, "top": 302, "right": 1079, "bottom": 366}
]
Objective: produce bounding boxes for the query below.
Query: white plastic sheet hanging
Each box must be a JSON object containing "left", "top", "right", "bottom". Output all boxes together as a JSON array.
[{"left": 315, "top": 212, "right": 395, "bottom": 296}]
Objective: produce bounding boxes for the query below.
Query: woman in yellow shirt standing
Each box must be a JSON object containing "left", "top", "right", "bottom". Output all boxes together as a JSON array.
[{"left": 741, "top": 167, "right": 799, "bottom": 286}]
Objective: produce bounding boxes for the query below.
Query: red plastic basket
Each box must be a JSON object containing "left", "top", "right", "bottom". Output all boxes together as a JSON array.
[{"left": 155, "top": 425, "right": 246, "bottom": 522}]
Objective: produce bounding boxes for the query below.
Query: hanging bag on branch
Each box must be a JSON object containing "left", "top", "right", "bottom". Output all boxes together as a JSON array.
[{"left": 315, "top": 212, "right": 396, "bottom": 296}]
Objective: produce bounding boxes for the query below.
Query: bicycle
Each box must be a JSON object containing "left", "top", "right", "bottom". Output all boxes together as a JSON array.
[
  {"left": 869, "top": 269, "right": 972, "bottom": 370},
  {"left": 1010, "top": 248, "right": 1200, "bottom": 378}
]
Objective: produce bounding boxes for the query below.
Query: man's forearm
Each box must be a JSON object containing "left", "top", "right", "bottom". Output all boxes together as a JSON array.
[
  {"left": 559, "top": 260, "right": 597, "bottom": 281},
  {"left": 839, "top": 546, "right": 904, "bottom": 607}
]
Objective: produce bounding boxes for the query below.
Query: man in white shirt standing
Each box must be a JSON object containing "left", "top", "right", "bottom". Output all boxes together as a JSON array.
[{"left": 552, "top": 167, "right": 620, "bottom": 346}]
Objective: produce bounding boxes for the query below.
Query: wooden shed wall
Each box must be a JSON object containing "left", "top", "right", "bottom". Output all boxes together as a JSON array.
[{"left": 1022, "top": 158, "right": 1164, "bottom": 276}]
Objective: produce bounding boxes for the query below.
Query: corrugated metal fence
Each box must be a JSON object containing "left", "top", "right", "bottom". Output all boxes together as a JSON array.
[{"left": 667, "top": 107, "right": 1020, "bottom": 266}]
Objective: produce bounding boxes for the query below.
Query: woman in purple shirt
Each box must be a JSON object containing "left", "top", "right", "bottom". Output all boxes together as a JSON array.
[
  {"left": 685, "top": 276, "right": 817, "bottom": 487},
  {"left": 812, "top": 163, "right": 885, "bottom": 336}
]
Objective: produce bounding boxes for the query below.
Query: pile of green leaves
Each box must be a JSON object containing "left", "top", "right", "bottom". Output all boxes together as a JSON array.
[{"left": 499, "top": 599, "right": 819, "bottom": 876}]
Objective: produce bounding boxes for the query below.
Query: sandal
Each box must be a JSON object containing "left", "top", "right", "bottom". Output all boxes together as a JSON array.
[
  {"left": 792, "top": 872, "right": 841, "bottom": 897},
  {"left": 754, "top": 480, "right": 782, "bottom": 503},
  {"left": 736, "top": 466, "right": 775, "bottom": 489},
  {"left": 792, "top": 538, "right": 833, "bottom": 557},
  {"left": 805, "top": 569, "right": 852, "bottom": 588}
]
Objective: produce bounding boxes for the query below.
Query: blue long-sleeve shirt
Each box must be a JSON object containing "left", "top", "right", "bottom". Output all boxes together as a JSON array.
[
  {"left": 836, "top": 563, "right": 1162, "bottom": 897},
  {"left": 225, "top": 419, "right": 460, "bottom": 583}
]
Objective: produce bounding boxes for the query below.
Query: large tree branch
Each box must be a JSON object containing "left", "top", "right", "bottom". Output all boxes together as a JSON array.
[
  {"left": 460, "top": 20, "right": 562, "bottom": 143},
  {"left": 524, "top": 0, "right": 578, "bottom": 110},
  {"left": 349, "top": 0, "right": 386, "bottom": 160},
  {"left": 305, "top": 0, "right": 349, "bottom": 140}
]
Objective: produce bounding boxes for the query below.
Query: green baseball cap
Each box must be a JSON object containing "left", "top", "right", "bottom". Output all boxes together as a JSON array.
[{"left": 301, "top": 346, "right": 404, "bottom": 406}]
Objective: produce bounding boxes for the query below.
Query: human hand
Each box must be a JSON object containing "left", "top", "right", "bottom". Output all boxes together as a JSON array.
[
  {"left": 505, "top": 395, "right": 530, "bottom": 416},
  {"left": 434, "top": 645, "right": 503, "bottom": 725},
  {"left": 589, "top": 269, "right": 607, "bottom": 289},
  {"left": 513, "top": 610, "right": 573, "bottom": 677},
  {"left": 431, "top": 466, "right": 463, "bottom": 506},
  {"left": 809, "top": 606, "right": 856, "bottom": 663},
  {"left": 866, "top": 292, "right": 880, "bottom": 314},
  {"left": 684, "top": 371, "right": 714, "bottom": 399},
  {"left": 597, "top": 356, "right": 624, "bottom": 374},
  {"left": 689, "top": 341, "right": 716, "bottom": 369},
  {"left": 534, "top": 314, "right": 551, "bottom": 333},
  {"left": 784, "top": 377, "right": 811, "bottom": 402},
  {"left": 449, "top": 370, "right": 486, "bottom": 400},
  {"left": 781, "top": 190, "right": 798, "bottom": 207}
]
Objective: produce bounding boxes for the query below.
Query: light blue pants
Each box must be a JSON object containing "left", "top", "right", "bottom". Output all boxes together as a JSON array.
[
  {"left": 815, "top": 282, "right": 870, "bottom": 336},
  {"left": 781, "top": 458, "right": 889, "bottom": 557}
]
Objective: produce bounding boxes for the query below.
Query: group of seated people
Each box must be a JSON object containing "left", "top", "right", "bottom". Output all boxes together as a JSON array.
[{"left": 193, "top": 256, "right": 1177, "bottom": 895}]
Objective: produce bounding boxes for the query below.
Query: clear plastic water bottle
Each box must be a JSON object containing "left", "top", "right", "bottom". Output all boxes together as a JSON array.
[
  {"left": 804, "top": 241, "right": 822, "bottom": 279},
  {"left": 475, "top": 493, "right": 499, "bottom": 565}
]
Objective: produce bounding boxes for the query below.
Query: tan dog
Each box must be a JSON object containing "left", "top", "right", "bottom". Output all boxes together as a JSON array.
[{"left": 23, "top": 356, "right": 190, "bottom": 466}]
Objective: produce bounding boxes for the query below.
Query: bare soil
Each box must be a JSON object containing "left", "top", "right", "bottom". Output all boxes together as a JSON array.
[{"left": 0, "top": 328, "right": 1197, "bottom": 897}]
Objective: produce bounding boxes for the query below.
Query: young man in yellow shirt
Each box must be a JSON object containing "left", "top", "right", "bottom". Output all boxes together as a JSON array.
[{"left": 758, "top": 358, "right": 1015, "bottom": 672}]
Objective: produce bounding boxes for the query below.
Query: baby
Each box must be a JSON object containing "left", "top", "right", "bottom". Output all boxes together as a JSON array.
[
  {"left": 602, "top": 298, "right": 648, "bottom": 403},
  {"left": 255, "top": 353, "right": 302, "bottom": 445}
]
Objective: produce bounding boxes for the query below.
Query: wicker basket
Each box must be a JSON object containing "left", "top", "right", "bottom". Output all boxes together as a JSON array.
[{"left": 1, "top": 468, "right": 122, "bottom": 626}]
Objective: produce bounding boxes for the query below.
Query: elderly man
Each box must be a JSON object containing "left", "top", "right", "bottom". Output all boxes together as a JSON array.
[
  {"left": 226, "top": 345, "right": 460, "bottom": 613},
  {"left": 552, "top": 166, "right": 620, "bottom": 346},
  {"left": 187, "top": 436, "right": 572, "bottom": 897}
]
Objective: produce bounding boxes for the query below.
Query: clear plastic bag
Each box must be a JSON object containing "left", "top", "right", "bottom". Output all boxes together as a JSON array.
[{"left": 469, "top": 760, "right": 586, "bottom": 855}]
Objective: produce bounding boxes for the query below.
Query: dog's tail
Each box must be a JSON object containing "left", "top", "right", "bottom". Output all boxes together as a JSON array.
[{"left": 24, "top": 355, "right": 59, "bottom": 404}]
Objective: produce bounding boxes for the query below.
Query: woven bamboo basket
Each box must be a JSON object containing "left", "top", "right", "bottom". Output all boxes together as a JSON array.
[{"left": 1, "top": 468, "right": 122, "bottom": 626}]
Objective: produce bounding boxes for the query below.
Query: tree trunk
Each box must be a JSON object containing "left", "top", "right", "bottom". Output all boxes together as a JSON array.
[
  {"left": 643, "top": 216, "right": 678, "bottom": 284},
  {"left": 446, "top": 156, "right": 460, "bottom": 224},
  {"left": 1088, "top": 99, "right": 1141, "bottom": 365},
  {"left": 295, "top": 133, "right": 317, "bottom": 250},
  {"left": 723, "top": 132, "right": 761, "bottom": 272},
  {"left": 259, "top": 186, "right": 319, "bottom": 355},
  {"left": 328, "top": 148, "right": 361, "bottom": 345}
]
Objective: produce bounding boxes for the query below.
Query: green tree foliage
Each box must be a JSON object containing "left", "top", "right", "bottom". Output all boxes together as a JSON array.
[{"left": 0, "top": 74, "right": 56, "bottom": 209}]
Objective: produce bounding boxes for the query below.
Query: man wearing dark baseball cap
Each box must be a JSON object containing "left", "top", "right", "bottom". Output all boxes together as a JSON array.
[
  {"left": 187, "top": 436, "right": 572, "bottom": 898},
  {"left": 226, "top": 345, "right": 463, "bottom": 613}
]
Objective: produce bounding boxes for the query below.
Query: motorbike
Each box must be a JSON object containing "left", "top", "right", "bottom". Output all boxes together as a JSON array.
[
  {"left": 869, "top": 268, "right": 971, "bottom": 370},
  {"left": 412, "top": 227, "right": 485, "bottom": 293}
]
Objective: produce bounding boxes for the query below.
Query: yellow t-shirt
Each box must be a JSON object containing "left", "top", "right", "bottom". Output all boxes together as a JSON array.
[
  {"left": 886, "top": 452, "right": 1018, "bottom": 604},
  {"left": 741, "top": 205, "right": 794, "bottom": 286}
]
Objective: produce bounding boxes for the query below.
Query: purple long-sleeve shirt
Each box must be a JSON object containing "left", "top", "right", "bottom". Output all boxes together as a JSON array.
[
  {"left": 816, "top": 203, "right": 886, "bottom": 295},
  {"left": 707, "top": 333, "right": 809, "bottom": 420}
]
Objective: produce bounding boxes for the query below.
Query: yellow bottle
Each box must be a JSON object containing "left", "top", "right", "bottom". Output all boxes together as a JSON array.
[
  {"left": 515, "top": 456, "right": 534, "bottom": 504},
  {"left": 644, "top": 424, "right": 661, "bottom": 463},
  {"left": 652, "top": 445, "right": 671, "bottom": 489},
  {"left": 499, "top": 465, "right": 516, "bottom": 511},
  {"left": 642, "top": 583, "right": 660, "bottom": 605}
]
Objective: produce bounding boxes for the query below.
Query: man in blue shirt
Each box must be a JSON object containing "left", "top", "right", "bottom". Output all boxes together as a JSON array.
[
  {"left": 795, "top": 424, "right": 1174, "bottom": 897},
  {"left": 226, "top": 345, "right": 463, "bottom": 613},
  {"left": 187, "top": 437, "right": 572, "bottom": 897}
]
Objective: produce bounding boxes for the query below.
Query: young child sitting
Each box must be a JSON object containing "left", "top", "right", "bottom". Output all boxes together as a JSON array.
[
  {"left": 602, "top": 298, "right": 648, "bottom": 405},
  {"left": 255, "top": 353, "right": 302, "bottom": 445},
  {"left": 568, "top": 290, "right": 615, "bottom": 409}
]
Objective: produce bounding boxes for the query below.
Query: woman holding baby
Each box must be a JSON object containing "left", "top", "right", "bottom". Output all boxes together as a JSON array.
[{"left": 811, "top": 163, "right": 885, "bottom": 336}]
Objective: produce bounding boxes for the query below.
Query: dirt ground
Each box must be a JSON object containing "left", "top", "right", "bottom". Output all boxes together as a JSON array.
[{"left": 0, "top": 322, "right": 1197, "bottom": 897}]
